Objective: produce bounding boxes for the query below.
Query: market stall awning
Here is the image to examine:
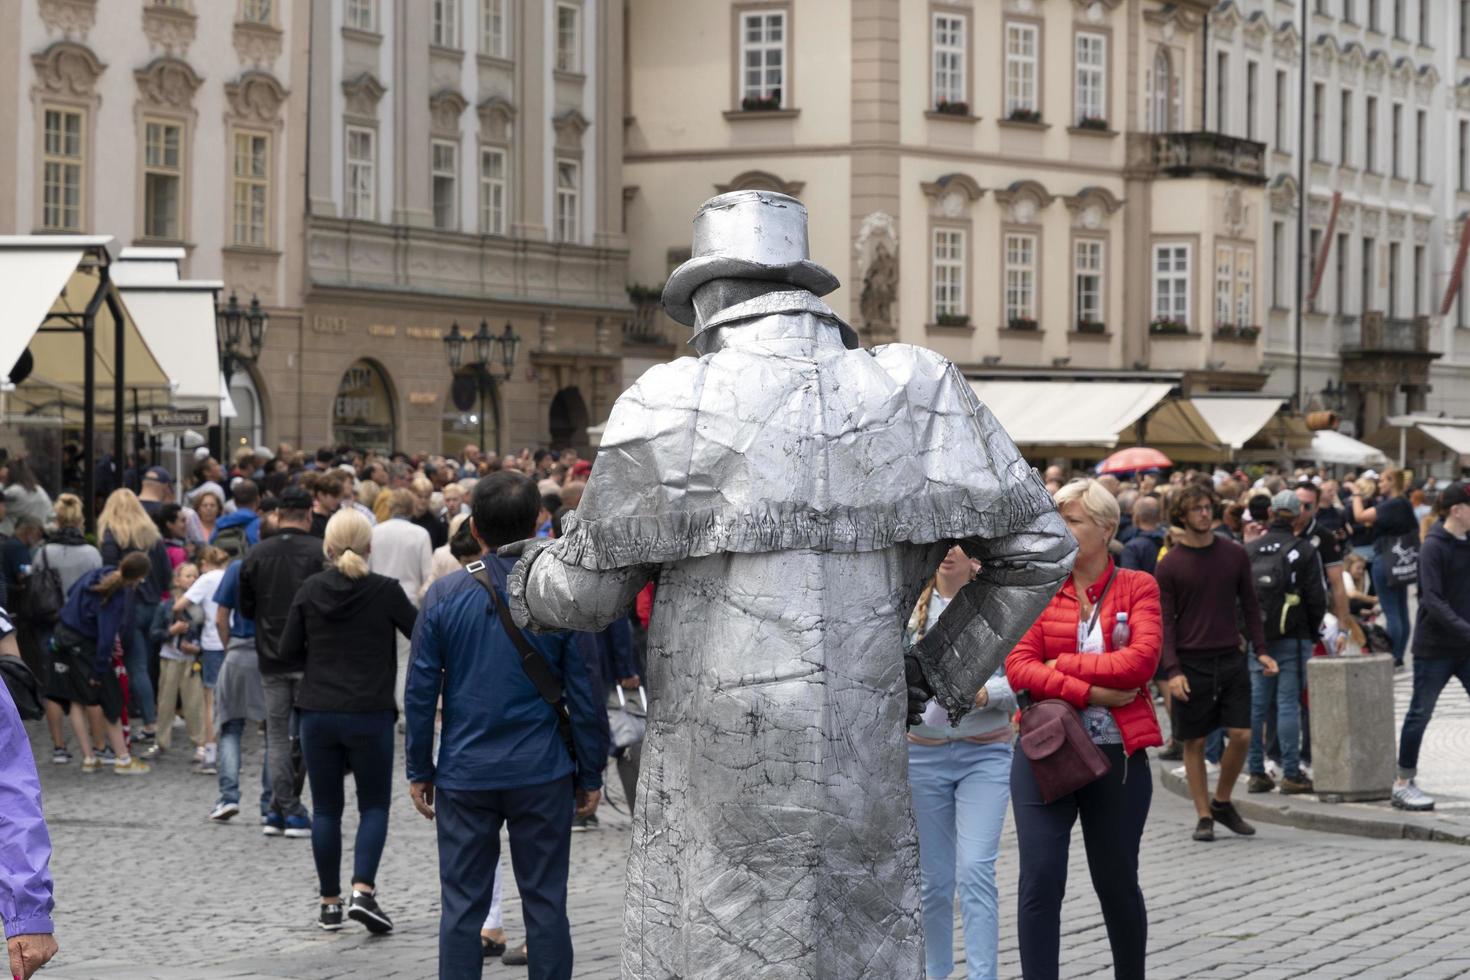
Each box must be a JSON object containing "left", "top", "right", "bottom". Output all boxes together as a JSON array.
[
  {"left": 0, "top": 236, "right": 169, "bottom": 394},
  {"left": 1415, "top": 423, "right": 1470, "bottom": 456},
  {"left": 1190, "top": 397, "right": 1288, "bottom": 450},
  {"left": 969, "top": 381, "right": 1174, "bottom": 448},
  {"left": 1311, "top": 430, "right": 1389, "bottom": 467}
]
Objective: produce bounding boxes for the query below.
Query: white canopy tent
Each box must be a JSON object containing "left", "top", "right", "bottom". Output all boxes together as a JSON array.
[
  {"left": 969, "top": 381, "right": 1175, "bottom": 449},
  {"left": 113, "top": 246, "right": 226, "bottom": 420},
  {"left": 1190, "top": 397, "right": 1288, "bottom": 451},
  {"left": 1311, "top": 429, "right": 1390, "bottom": 467}
]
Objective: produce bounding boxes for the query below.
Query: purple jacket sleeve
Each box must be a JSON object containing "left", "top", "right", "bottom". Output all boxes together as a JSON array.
[{"left": 0, "top": 676, "right": 56, "bottom": 939}]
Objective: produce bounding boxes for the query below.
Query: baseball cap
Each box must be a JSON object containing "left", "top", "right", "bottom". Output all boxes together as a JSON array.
[
  {"left": 279, "top": 486, "right": 313, "bottom": 511},
  {"left": 1271, "top": 489, "right": 1302, "bottom": 516},
  {"left": 1362, "top": 468, "right": 1379, "bottom": 480},
  {"left": 572, "top": 459, "right": 592, "bottom": 477},
  {"left": 143, "top": 465, "right": 172, "bottom": 484},
  {"left": 1440, "top": 483, "right": 1470, "bottom": 510}
]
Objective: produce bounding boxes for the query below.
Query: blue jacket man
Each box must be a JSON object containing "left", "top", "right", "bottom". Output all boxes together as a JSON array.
[{"left": 405, "top": 471, "right": 602, "bottom": 980}]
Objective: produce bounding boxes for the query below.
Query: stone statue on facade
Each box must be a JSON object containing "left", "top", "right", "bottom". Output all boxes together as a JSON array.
[
  {"left": 505, "top": 191, "right": 1075, "bottom": 978},
  {"left": 859, "top": 241, "right": 898, "bottom": 342}
]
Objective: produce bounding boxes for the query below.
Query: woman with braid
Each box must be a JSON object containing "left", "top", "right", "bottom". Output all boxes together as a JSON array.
[{"left": 906, "top": 544, "right": 1016, "bottom": 980}]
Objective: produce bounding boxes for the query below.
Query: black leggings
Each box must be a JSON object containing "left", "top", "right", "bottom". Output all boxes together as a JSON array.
[{"left": 1011, "top": 744, "right": 1151, "bottom": 980}]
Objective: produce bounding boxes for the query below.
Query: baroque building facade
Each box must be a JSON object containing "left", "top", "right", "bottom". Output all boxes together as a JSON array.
[
  {"left": 624, "top": 0, "right": 1268, "bottom": 396},
  {"left": 1, "top": 0, "right": 641, "bottom": 458},
  {"left": 1209, "top": 0, "right": 1470, "bottom": 436}
]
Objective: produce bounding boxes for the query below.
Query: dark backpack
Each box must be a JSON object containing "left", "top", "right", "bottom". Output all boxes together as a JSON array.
[
  {"left": 0, "top": 655, "right": 44, "bottom": 720},
  {"left": 1246, "top": 536, "right": 1297, "bottom": 636},
  {"left": 26, "top": 548, "right": 66, "bottom": 626},
  {"left": 213, "top": 524, "right": 250, "bottom": 561}
]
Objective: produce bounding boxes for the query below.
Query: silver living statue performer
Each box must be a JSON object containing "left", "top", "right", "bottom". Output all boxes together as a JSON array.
[{"left": 505, "top": 191, "right": 1076, "bottom": 979}]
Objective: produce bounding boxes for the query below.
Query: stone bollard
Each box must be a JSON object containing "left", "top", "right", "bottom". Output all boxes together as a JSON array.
[{"left": 1306, "top": 653, "right": 1396, "bottom": 802}]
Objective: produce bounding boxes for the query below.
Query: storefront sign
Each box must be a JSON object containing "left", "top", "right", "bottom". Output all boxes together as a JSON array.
[
  {"left": 368, "top": 324, "right": 397, "bottom": 337},
  {"left": 312, "top": 315, "right": 348, "bottom": 334},
  {"left": 407, "top": 326, "right": 443, "bottom": 340},
  {"left": 151, "top": 408, "right": 210, "bottom": 428},
  {"left": 333, "top": 360, "right": 395, "bottom": 453},
  {"left": 409, "top": 391, "right": 439, "bottom": 405}
]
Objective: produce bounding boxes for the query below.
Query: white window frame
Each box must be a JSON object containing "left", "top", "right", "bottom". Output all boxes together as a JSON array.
[
  {"left": 1340, "top": 88, "right": 1352, "bottom": 167},
  {"left": 480, "top": 145, "right": 507, "bottom": 235},
  {"left": 1004, "top": 21, "right": 1039, "bottom": 117},
  {"left": 555, "top": 158, "right": 580, "bottom": 243},
  {"left": 143, "top": 118, "right": 184, "bottom": 241},
  {"left": 1152, "top": 242, "right": 1192, "bottom": 326},
  {"left": 1274, "top": 68, "right": 1289, "bottom": 150},
  {"left": 431, "top": 138, "right": 458, "bottom": 230},
  {"left": 345, "top": 0, "right": 375, "bottom": 31},
  {"left": 41, "top": 106, "right": 84, "bottom": 232},
  {"left": 1366, "top": 95, "right": 1378, "bottom": 172},
  {"left": 1392, "top": 102, "right": 1403, "bottom": 177},
  {"left": 1415, "top": 109, "right": 1427, "bottom": 182},
  {"left": 555, "top": 3, "right": 580, "bottom": 72},
  {"left": 480, "top": 0, "right": 507, "bottom": 57},
  {"left": 932, "top": 227, "right": 965, "bottom": 320},
  {"left": 1215, "top": 244, "right": 1235, "bottom": 328},
  {"left": 1271, "top": 221, "right": 1286, "bottom": 308},
  {"left": 1074, "top": 239, "right": 1103, "bottom": 327},
  {"left": 1235, "top": 248, "right": 1254, "bottom": 328},
  {"left": 933, "top": 12, "right": 967, "bottom": 109},
  {"left": 1215, "top": 50, "right": 1230, "bottom": 134},
  {"left": 344, "top": 125, "right": 376, "bottom": 222},
  {"left": 1004, "top": 232, "right": 1037, "bottom": 324},
  {"left": 431, "top": 0, "right": 460, "bottom": 48},
  {"left": 739, "top": 10, "right": 787, "bottom": 106},
  {"left": 240, "top": 0, "right": 271, "bottom": 24},
  {"left": 231, "top": 129, "right": 270, "bottom": 247},
  {"left": 1075, "top": 31, "right": 1106, "bottom": 125},
  {"left": 1246, "top": 59, "right": 1259, "bottom": 141}
]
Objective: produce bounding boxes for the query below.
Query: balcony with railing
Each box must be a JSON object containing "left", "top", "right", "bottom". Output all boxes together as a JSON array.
[
  {"left": 1338, "top": 312, "right": 1436, "bottom": 356},
  {"left": 1151, "top": 132, "right": 1268, "bottom": 185}
]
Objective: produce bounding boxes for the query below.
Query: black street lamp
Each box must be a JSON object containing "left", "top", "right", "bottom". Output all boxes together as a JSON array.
[
  {"left": 217, "top": 290, "right": 269, "bottom": 455},
  {"left": 444, "top": 318, "right": 521, "bottom": 451}
]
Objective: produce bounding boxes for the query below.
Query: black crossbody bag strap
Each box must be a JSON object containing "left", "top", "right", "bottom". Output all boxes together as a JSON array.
[{"left": 465, "top": 560, "right": 580, "bottom": 788}]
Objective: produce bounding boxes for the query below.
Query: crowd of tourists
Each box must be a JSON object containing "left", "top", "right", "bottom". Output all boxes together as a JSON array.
[{"left": 2, "top": 440, "right": 1468, "bottom": 980}]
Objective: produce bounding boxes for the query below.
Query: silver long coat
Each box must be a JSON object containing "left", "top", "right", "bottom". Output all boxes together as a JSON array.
[{"left": 508, "top": 294, "right": 1075, "bottom": 979}]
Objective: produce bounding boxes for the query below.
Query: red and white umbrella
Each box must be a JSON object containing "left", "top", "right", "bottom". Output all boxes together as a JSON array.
[{"left": 1096, "top": 447, "right": 1173, "bottom": 475}]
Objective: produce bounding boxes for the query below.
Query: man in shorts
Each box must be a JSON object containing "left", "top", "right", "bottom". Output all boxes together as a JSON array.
[{"left": 1156, "top": 484, "right": 1276, "bottom": 842}]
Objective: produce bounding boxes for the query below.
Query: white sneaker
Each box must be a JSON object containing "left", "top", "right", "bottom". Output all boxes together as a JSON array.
[
  {"left": 1264, "top": 760, "right": 1283, "bottom": 781},
  {"left": 203, "top": 743, "right": 218, "bottom": 766},
  {"left": 1205, "top": 761, "right": 1221, "bottom": 776},
  {"left": 1392, "top": 780, "right": 1435, "bottom": 811},
  {"left": 1300, "top": 763, "right": 1314, "bottom": 782},
  {"left": 193, "top": 746, "right": 206, "bottom": 764},
  {"left": 173, "top": 716, "right": 187, "bottom": 729}
]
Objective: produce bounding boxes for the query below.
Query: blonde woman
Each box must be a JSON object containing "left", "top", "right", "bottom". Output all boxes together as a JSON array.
[
  {"left": 97, "top": 489, "right": 172, "bottom": 743},
  {"left": 278, "top": 509, "right": 417, "bottom": 934},
  {"left": 907, "top": 544, "right": 1015, "bottom": 980}
]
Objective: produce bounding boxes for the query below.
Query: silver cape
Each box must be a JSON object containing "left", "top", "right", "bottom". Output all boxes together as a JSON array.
[{"left": 508, "top": 293, "right": 1075, "bottom": 979}]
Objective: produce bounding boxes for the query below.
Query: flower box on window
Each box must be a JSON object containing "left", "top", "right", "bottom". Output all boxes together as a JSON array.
[
  {"left": 935, "top": 313, "right": 971, "bottom": 328},
  {"left": 1007, "top": 317, "right": 1039, "bottom": 331},
  {"left": 1006, "top": 108, "right": 1043, "bottom": 124},
  {"left": 1150, "top": 317, "right": 1191, "bottom": 335},
  {"left": 1075, "top": 115, "right": 1109, "bottom": 131},
  {"left": 934, "top": 99, "right": 970, "bottom": 116},
  {"left": 1075, "top": 319, "right": 1106, "bottom": 334},
  {"left": 1215, "top": 323, "right": 1261, "bottom": 341},
  {"left": 740, "top": 94, "right": 783, "bottom": 112}
]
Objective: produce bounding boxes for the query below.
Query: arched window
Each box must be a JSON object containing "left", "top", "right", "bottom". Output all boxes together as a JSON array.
[
  {"left": 332, "top": 359, "right": 396, "bottom": 452},
  {"left": 1150, "top": 47, "right": 1174, "bottom": 133},
  {"left": 441, "top": 371, "right": 499, "bottom": 457},
  {"left": 226, "top": 368, "right": 265, "bottom": 454}
]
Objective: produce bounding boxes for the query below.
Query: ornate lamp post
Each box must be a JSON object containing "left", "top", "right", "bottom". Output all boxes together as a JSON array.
[
  {"left": 216, "top": 290, "right": 268, "bottom": 455},
  {"left": 444, "top": 318, "right": 521, "bottom": 451}
]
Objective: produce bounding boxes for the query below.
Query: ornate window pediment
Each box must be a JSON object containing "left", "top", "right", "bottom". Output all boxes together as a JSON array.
[
  {"left": 429, "top": 88, "right": 468, "bottom": 135},
  {"left": 1340, "top": 42, "right": 1365, "bottom": 74},
  {"left": 134, "top": 56, "right": 202, "bottom": 110},
  {"left": 233, "top": 19, "right": 283, "bottom": 69},
  {"left": 142, "top": 1, "right": 196, "bottom": 56},
  {"left": 1274, "top": 21, "right": 1301, "bottom": 61},
  {"left": 1211, "top": 1, "right": 1242, "bottom": 42},
  {"left": 1269, "top": 173, "right": 1299, "bottom": 215},
  {"left": 1144, "top": 5, "right": 1202, "bottom": 35},
  {"left": 31, "top": 40, "right": 105, "bottom": 97},
  {"left": 1311, "top": 34, "right": 1339, "bottom": 71},
  {"left": 993, "top": 179, "right": 1054, "bottom": 224},
  {"left": 1069, "top": 0, "right": 1124, "bottom": 12},
  {"left": 1063, "top": 186, "right": 1123, "bottom": 229},
  {"left": 342, "top": 72, "right": 386, "bottom": 119},
  {"left": 477, "top": 95, "right": 516, "bottom": 141},
  {"left": 225, "top": 71, "right": 287, "bottom": 124},
  {"left": 1242, "top": 11, "right": 1269, "bottom": 51},
  {"left": 552, "top": 108, "right": 589, "bottom": 152},
  {"left": 1417, "top": 64, "right": 1440, "bottom": 98},
  {"left": 714, "top": 170, "right": 804, "bottom": 197},
  {"left": 921, "top": 173, "right": 984, "bottom": 218},
  {"left": 38, "top": 0, "right": 97, "bottom": 40}
]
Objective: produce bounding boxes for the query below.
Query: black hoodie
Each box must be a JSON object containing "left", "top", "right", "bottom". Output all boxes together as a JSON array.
[
  {"left": 1413, "top": 522, "right": 1470, "bottom": 659},
  {"left": 278, "top": 567, "right": 418, "bottom": 713}
]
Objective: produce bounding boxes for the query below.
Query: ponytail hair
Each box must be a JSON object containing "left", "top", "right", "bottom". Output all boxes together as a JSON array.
[
  {"left": 908, "top": 578, "right": 938, "bottom": 642},
  {"left": 323, "top": 508, "right": 372, "bottom": 579},
  {"left": 93, "top": 551, "right": 152, "bottom": 602},
  {"left": 196, "top": 546, "right": 230, "bottom": 570}
]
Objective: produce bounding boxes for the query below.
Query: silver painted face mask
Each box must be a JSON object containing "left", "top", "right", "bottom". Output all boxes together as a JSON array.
[{"left": 506, "top": 191, "right": 1075, "bottom": 979}]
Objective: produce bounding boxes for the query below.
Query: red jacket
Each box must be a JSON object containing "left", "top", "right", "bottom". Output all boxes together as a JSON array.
[{"left": 1005, "top": 561, "right": 1164, "bottom": 755}]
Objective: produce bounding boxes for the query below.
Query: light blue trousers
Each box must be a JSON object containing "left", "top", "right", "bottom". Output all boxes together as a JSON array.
[{"left": 908, "top": 738, "right": 1013, "bottom": 979}]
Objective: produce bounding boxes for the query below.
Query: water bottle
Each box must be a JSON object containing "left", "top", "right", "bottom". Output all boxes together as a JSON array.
[{"left": 1111, "top": 612, "right": 1130, "bottom": 648}]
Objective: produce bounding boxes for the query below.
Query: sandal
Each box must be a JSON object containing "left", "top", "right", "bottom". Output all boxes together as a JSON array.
[
  {"left": 481, "top": 933, "right": 507, "bottom": 958},
  {"left": 501, "top": 942, "right": 529, "bottom": 966}
]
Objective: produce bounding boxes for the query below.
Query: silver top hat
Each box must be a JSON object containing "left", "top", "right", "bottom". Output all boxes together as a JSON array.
[{"left": 661, "top": 191, "right": 841, "bottom": 327}]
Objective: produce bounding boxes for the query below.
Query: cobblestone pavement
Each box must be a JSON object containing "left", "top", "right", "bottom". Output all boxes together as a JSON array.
[{"left": 23, "top": 721, "right": 1470, "bottom": 980}]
